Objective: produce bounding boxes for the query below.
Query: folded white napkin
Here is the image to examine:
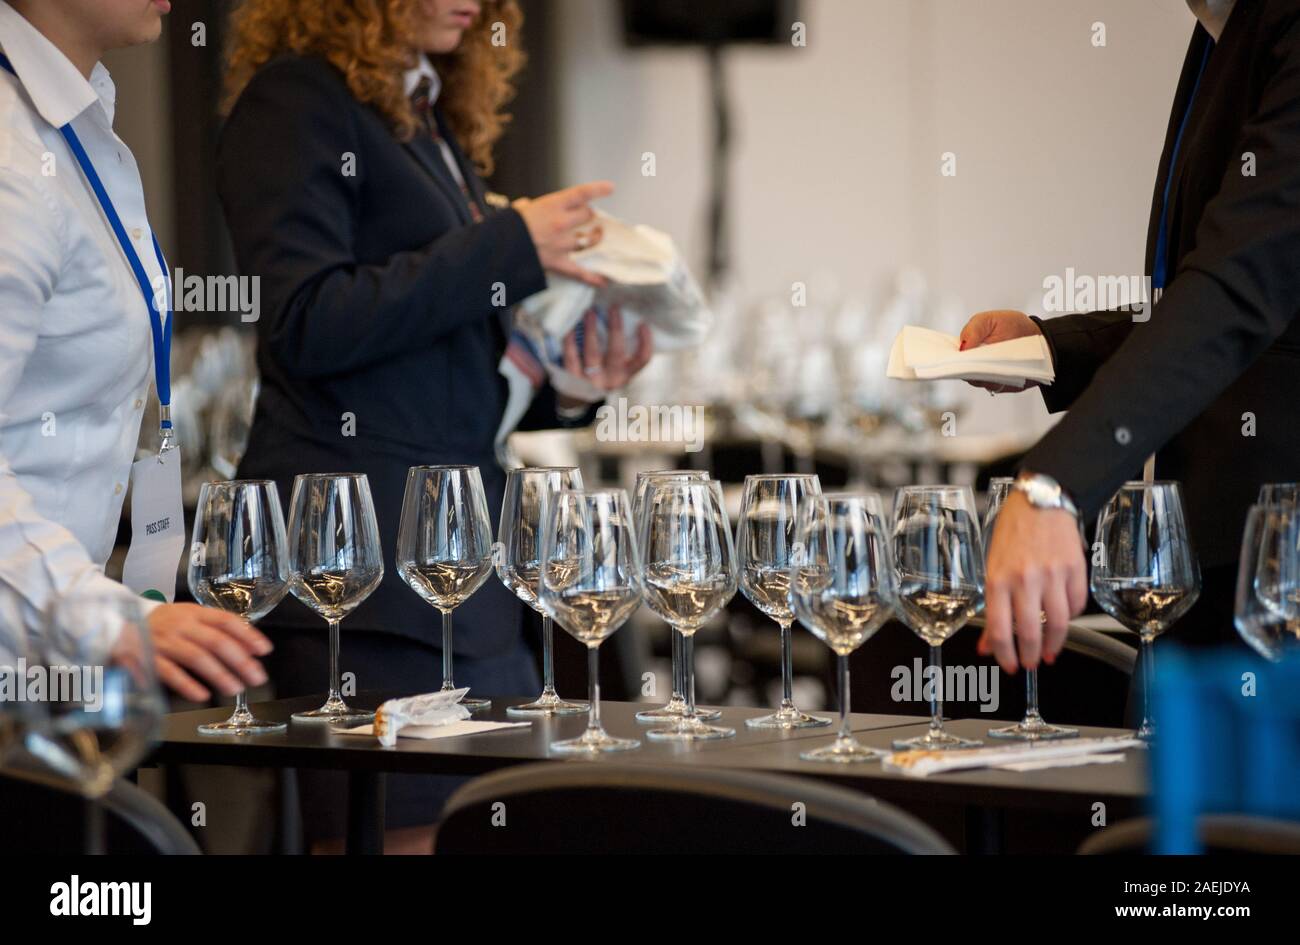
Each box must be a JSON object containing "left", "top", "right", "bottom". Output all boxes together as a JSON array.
[
  {"left": 881, "top": 735, "right": 1142, "bottom": 778},
  {"left": 495, "top": 212, "right": 712, "bottom": 458},
  {"left": 333, "top": 720, "right": 531, "bottom": 742},
  {"left": 886, "top": 326, "right": 1054, "bottom": 388}
]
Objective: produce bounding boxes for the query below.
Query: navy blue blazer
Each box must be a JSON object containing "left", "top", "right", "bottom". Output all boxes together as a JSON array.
[{"left": 217, "top": 54, "right": 587, "bottom": 656}]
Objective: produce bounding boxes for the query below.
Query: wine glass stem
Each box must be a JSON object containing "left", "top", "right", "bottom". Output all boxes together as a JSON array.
[
  {"left": 683, "top": 630, "right": 697, "bottom": 718},
  {"left": 671, "top": 628, "right": 685, "bottom": 701},
  {"left": 1140, "top": 635, "right": 1155, "bottom": 733},
  {"left": 327, "top": 618, "right": 342, "bottom": 699},
  {"left": 586, "top": 645, "right": 601, "bottom": 735},
  {"left": 929, "top": 645, "right": 944, "bottom": 736},
  {"left": 541, "top": 614, "right": 557, "bottom": 696},
  {"left": 441, "top": 609, "right": 455, "bottom": 689},
  {"left": 779, "top": 620, "right": 795, "bottom": 710},
  {"left": 837, "top": 653, "right": 852, "bottom": 741},
  {"left": 234, "top": 691, "right": 249, "bottom": 714},
  {"left": 1024, "top": 668, "right": 1041, "bottom": 723}
]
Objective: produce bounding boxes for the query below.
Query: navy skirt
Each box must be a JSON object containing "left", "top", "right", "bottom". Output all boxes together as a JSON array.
[{"left": 264, "top": 625, "right": 540, "bottom": 845}]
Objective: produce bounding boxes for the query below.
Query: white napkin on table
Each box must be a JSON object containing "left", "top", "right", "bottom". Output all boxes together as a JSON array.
[
  {"left": 882, "top": 735, "right": 1142, "bottom": 778},
  {"left": 886, "top": 325, "right": 1054, "bottom": 388},
  {"left": 333, "top": 720, "right": 531, "bottom": 742}
]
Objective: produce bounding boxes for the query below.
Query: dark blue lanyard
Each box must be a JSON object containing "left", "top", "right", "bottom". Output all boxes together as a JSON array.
[
  {"left": 0, "top": 52, "right": 173, "bottom": 437},
  {"left": 1153, "top": 39, "right": 1214, "bottom": 292}
]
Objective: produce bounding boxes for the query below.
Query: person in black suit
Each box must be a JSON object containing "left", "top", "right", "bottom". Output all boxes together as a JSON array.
[
  {"left": 961, "top": 0, "right": 1300, "bottom": 672},
  {"left": 216, "top": 0, "right": 651, "bottom": 852}
]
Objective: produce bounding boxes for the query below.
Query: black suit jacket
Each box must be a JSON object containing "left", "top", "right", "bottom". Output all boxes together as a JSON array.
[
  {"left": 217, "top": 54, "right": 588, "bottom": 656},
  {"left": 1024, "top": 2, "right": 1300, "bottom": 568}
]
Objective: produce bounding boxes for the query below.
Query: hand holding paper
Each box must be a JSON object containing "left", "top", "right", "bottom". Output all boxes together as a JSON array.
[{"left": 887, "top": 325, "right": 1054, "bottom": 389}]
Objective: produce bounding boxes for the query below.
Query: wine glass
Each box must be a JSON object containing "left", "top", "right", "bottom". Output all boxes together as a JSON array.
[
  {"left": 892, "top": 485, "right": 985, "bottom": 750},
  {"left": 983, "top": 477, "right": 1078, "bottom": 741},
  {"left": 287, "top": 473, "right": 384, "bottom": 723},
  {"left": 738, "top": 473, "right": 829, "bottom": 729},
  {"left": 537, "top": 488, "right": 643, "bottom": 753},
  {"left": 0, "top": 594, "right": 44, "bottom": 771},
  {"left": 496, "top": 466, "right": 589, "bottom": 716},
  {"left": 639, "top": 480, "right": 739, "bottom": 741},
  {"left": 792, "top": 493, "right": 897, "bottom": 762},
  {"left": 1234, "top": 503, "right": 1300, "bottom": 661},
  {"left": 1092, "top": 481, "right": 1200, "bottom": 741},
  {"left": 397, "top": 465, "right": 495, "bottom": 711},
  {"left": 188, "top": 479, "right": 291, "bottom": 735},
  {"left": 631, "top": 469, "right": 721, "bottom": 723},
  {"left": 29, "top": 592, "right": 166, "bottom": 851}
]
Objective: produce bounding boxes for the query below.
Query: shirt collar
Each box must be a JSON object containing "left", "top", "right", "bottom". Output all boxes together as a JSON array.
[
  {"left": 1185, "top": 0, "right": 1236, "bottom": 41},
  {"left": 403, "top": 53, "right": 440, "bottom": 104},
  {"left": 0, "top": 0, "right": 115, "bottom": 128}
]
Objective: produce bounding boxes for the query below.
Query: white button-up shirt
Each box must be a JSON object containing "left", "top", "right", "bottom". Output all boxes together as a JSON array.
[{"left": 0, "top": 2, "right": 165, "bottom": 643}]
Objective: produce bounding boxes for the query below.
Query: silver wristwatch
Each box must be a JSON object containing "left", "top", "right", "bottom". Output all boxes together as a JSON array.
[{"left": 1012, "top": 471, "right": 1080, "bottom": 518}]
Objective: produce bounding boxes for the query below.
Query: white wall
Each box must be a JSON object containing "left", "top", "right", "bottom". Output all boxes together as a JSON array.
[{"left": 553, "top": 0, "right": 1196, "bottom": 437}]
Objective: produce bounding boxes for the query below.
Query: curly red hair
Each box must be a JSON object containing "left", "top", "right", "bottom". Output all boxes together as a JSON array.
[{"left": 222, "top": 0, "right": 525, "bottom": 175}]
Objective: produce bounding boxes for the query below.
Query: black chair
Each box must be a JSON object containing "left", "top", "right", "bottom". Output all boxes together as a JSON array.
[
  {"left": 435, "top": 763, "right": 955, "bottom": 854},
  {"left": 0, "top": 770, "right": 200, "bottom": 854},
  {"left": 1079, "top": 814, "right": 1300, "bottom": 855}
]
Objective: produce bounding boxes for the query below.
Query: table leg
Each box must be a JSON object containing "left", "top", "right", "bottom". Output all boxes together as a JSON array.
[
  {"left": 963, "top": 805, "right": 1004, "bottom": 854},
  {"left": 346, "top": 771, "right": 386, "bottom": 855}
]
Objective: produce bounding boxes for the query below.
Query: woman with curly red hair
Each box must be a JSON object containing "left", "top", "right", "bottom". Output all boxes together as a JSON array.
[{"left": 217, "top": 0, "right": 652, "bottom": 853}]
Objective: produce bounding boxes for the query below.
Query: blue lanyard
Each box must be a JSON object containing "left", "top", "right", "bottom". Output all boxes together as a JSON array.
[
  {"left": 0, "top": 52, "right": 174, "bottom": 440},
  {"left": 1152, "top": 39, "right": 1214, "bottom": 293}
]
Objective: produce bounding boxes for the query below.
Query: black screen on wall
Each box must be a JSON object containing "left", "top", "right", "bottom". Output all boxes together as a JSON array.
[{"left": 620, "top": 0, "right": 799, "bottom": 46}]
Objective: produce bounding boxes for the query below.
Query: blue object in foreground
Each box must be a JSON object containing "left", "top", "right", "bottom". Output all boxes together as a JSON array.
[{"left": 1151, "top": 646, "right": 1300, "bottom": 853}]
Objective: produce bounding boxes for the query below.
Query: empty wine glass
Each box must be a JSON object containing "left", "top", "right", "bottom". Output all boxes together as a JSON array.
[
  {"left": 1259, "top": 483, "right": 1300, "bottom": 507},
  {"left": 640, "top": 480, "right": 739, "bottom": 741},
  {"left": 1235, "top": 503, "right": 1300, "bottom": 661},
  {"left": 892, "top": 485, "right": 985, "bottom": 750},
  {"left": 397, "top": 465, "right": 495, "bottom": 711},
  {"left": 496, "top": 466, "right": 589, "bottom": 716},
  {"left": 538, "top": 489, "right": 644, "bottom": 753},
  {"left": 288, "top": 473, "right": 384, "bottom": 723},
  {"left": 983, "top": 477, "right": 1078, "bottom": 742},
  {"left": 1092, "top": 481, "right": 1200, "bottom": 741},
  {"left": 739, "top": 473, "right": 830, "bottom": 730},
  {"left": 0, "top": 597, "right": 30, "bottom": 768},
  {"left": 28, "top": 592, "right": 166, "bottom": 851},
  {"left": 631, "top": 469, "right": 721, "bottom": 723},
  {"left": 188, "top": 480, "right": 291, "bottom": 735},
  {"left": 792, "top": 493, "right": 897, "bottom": 762}
]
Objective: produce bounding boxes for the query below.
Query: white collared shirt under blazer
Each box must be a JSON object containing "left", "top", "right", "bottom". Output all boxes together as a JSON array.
[{"left": 0, "top": 2, "right": 167, "bottom": 645}]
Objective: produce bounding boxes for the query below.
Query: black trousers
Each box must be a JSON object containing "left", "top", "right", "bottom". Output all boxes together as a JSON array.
[{"left": 264, "top": 626, "right": 539, "bottom": 845}]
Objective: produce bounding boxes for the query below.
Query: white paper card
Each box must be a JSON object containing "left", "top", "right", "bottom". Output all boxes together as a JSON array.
[
  {"left": 333, "top": 720, "right": 531, "bottom": 741},
  {"left": 121, "top": 447, "right": 185, "bottom": 602}
]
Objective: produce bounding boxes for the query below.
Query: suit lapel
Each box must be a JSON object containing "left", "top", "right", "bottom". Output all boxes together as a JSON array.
[{"left": 402, "top": 132, "right": 473, "bottom": 225}]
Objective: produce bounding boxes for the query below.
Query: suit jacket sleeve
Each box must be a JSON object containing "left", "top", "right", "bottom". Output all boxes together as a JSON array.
[
  {"left": 1032, "top": 309, "right": 1139, "bottom": 413},
  {"left": 217, "top": 58, "right": 547, "bottom": 380},
  {"left": 1021, "top": 13, "right": 1300, "bottom": 517}
]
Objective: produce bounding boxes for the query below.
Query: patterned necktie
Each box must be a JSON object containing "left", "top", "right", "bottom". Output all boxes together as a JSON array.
[{"left": 410, "top": 75, "right": 483, "bottom": 222}]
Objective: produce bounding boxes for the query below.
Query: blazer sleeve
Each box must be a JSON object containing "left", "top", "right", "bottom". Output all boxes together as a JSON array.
[
  {"left": 1032, "top": 309, "right": 1139, "bottom": 413},
  {"left": 217, "top": 58, "right": 547, "bottom": 379},
  {"left": 1021, "top": 13, "right": 1300, "bottom": 517}
]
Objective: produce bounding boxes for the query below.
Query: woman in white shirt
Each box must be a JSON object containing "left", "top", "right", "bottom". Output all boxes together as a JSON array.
[{"left": 0, "top": 0, "right": 270, "bottom": 700}]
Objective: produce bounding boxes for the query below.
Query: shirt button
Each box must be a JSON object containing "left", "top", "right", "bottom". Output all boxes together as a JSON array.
[
  {"left": 114, "top": 483, "right": 124, "bottom": 495},
  {"left": 134, "top": 398, "right": 144, "bottom": 409},
  {"left": 130, "top": 227, "right": 143, "bottom": 240}
]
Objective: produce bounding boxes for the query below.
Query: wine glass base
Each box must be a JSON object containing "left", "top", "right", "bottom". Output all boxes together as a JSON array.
[
  {"left": 988, "top": 719, "right": 1078, "bottom": 741},
  {"left": 1135, "top": 724, "right": 1155, "bottom": 743},
  {"left": 197, "top": 717, "right": 287, "bottom": 736},
  {"left": 745, "top": 706, "right": 832, "bottom": 730},
  {"left": 507, "top": 693, "right": 589, "bottom": 717},
  {"left": 635, "top": 698, "right": 721, "bottom": 722},
  {"left": 800, "top": 737, "right": 886, "bottom": 763},
  {"left": 292, "top": 697, "right": 373, "bottom": 725},
  {"left": 460, "top": 696, "right": 491, "bottom": 712},
  {"left": 550, "top": 728, "right": 640, "bottom": 754},
  {"left": 892, "top": 730, "right": 982, "bottom": 751},
  {"left": 646, "top": 717, "right": 736, "bottom": 741}
]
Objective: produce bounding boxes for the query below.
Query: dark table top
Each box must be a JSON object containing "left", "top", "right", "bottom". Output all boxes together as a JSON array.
[{"left": 152, "top": 693, "right": 1148, "bottom": 814}]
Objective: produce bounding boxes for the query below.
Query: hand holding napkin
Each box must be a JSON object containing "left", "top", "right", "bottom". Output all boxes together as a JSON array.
[{"left": 886, "top": 325, "right": 1054, "bottom": 389}]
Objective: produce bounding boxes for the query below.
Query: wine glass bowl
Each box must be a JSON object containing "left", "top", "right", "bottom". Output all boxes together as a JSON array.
[
  {"left": 398, "top": 465, "right": 496, "bottom": 711},
  {"left": 188, "top": 479, "right": 291, "bottom": 735},
  {"left": 1234, "top": 503, "right": 1300, "bottom": 662},
  {"left": 288, "top": 472, "right": 384, "bottom": 723}
]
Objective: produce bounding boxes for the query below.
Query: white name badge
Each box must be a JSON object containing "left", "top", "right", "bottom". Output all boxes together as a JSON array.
[{"left": 121, "top": 447, "right": 186, "bottom": 603}]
